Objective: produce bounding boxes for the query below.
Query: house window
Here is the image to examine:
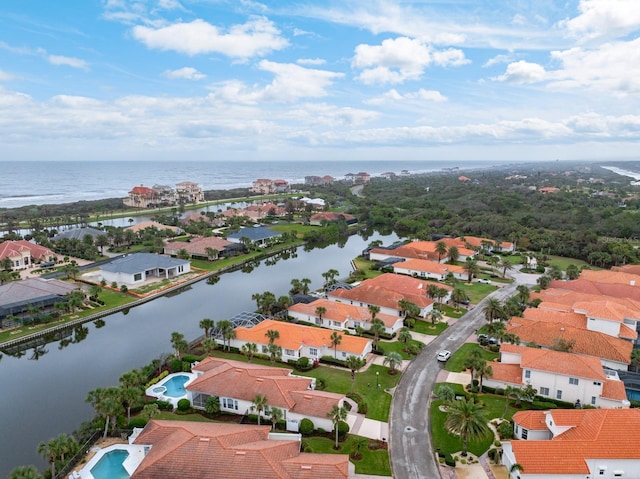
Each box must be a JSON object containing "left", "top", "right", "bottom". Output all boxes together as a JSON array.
[
  {"left": 592, "top": 396, "right": 597, "bottom": 405},
  {"left": 569, "top": 378, "right": 579, "bottom": 385},
  {"left": 309, "top": 348, "right": 318, "bottom": 356},
  {"left": 341, "top": 352, "right": 347, "bottom": 358},
  {"left": 556, "top": 390, "right": 563, "bottom": 400},
  {"left": 285, "top": 349, "right": 295, "bottom": 356},
  {"left": 333, "top": 321, "right": 341, "bottom": 327},
  {"left": 316, "top": 318, "right": 322, "bottom": 325},
  {"left": 539, "top": 387, "right": 549, "bottom": 396},
  {"left": 262, "top": 345, "right": 269, "bottom": 354},
  {"left": 354, "top": 321, "right": 360, "bottom": 328},
  {"left": 521, "top": 428, "right": 528, "bottom": 439},
  {"left": 134, "top": 273, "right": 142, "bottom": 281},
  {"left": 524, "top": 370, "right": 531, "bottom": 379},
  {"left": 600, "top": 469, "right": 605, "bottom": 476}
]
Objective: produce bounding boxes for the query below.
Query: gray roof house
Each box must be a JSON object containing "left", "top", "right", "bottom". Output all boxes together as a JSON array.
[
  {"left": 100, "top": 253, "right": 190, "bottom": 286},
  {"left": 52, "top": 227, "right": 105, "bottom": 241},
  {"left": 226, "top": 226, "right": 282, "bottom": 247},
  {"left": 0, "top": 278, "right": 81, "bottom": 326}
]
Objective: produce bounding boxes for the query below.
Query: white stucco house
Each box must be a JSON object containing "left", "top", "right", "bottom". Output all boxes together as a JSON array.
[
  {"left": 186, "top": 357, "right": 344, "bottom": 432},
  {"left": 392, "top": 258, "right": 467, "bottom": 281},
  {"left": 99, "top": 252, "right": 190, "bottom": 286},
  {"left": 483, "top": 344, "right": 629, "bottom": 409},
  {"left": 502, "top": 408, "right": 640, "bottom": 478}
]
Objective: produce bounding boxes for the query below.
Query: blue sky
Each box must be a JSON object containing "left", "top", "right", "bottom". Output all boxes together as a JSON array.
[{"left": 1, "top": 0, "right": 639, "bottom": 163}]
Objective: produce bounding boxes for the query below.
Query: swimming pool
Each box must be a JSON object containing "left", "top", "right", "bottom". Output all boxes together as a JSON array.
[
  {"left": 90, "top": 449, "right": 130, "bottom": 479},
  {"left": 162, "top": 374, "right": 190, "bottom": 398}
]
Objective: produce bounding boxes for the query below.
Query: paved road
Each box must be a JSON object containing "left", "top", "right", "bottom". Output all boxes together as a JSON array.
[{"left": 389, "top": 272, "right": 537, "bottom": 479}]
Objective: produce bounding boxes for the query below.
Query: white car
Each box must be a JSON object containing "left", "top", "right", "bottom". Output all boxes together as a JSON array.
[
  {"left": 437, "top": 350, "right": 452, "bottom": 362},
  {"left": 477, "top": 278, "right": 491, "bottom": 284}
]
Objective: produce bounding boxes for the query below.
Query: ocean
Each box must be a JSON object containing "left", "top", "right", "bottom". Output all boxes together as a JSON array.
[{"left": 0, "top": 159, "right": 514, "bottom": 209}]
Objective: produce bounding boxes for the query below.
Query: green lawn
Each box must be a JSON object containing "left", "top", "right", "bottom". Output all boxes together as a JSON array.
[
  {"left": 454, "top": 282, "right": 498, "bottom": 303},
  {"left": 352, "top": 257, "right": 384, "bottom": 280},
  {"left": 304, "top": 434, "right": 391, "bottom": 476},
  {"left": 411, "top": 319, "right": 448, "bottom": 335},
  {"left": 546, "top": 254, "right": 596, "bottom": 271},
  {"left": 444, "top": 343, "right": 498, "bottom": 373},
  {"left": 377, "top": 338, "right": 425, "bottom": 359}
]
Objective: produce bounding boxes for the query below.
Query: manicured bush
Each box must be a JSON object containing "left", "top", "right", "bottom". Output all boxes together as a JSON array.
[
  {"left": 169, "top": 359, "right": 182, "bottom": 373},
  {"left": 315, "top": 378, "right": 326, "bottom": 390},
  {"left": 181, "top": 361, "right": 191, "bottom": 372},
  {"left": 182, "top": 354, "right": 201, "bottom": 364},
  {"left": 111, "top": 281, "right": 118, "bottom": 289},
  {"left": 497, "top": 421, "right": 513, "bottom": 439},
  {"left": 177, "top": 398, "right": 191, "bottom": 412},
  {"left": 320, "top": 355, "right": 347, "bottom": 368},
  {"left": 120, "top": 284, "right": 128, "bottom": 293},
  {"left": 531, "top": 400, "right": 558, "bottom": 410},
  {"left": 129, "top": 417, "right": 148, "bottom": 428},
  {"left": 145, "top": 370, "right": 169, "bottom": 388},
  {"left": 296, "top": 357, "right": 312, "bottom": 371},
  {"left": 299, "top": 418, "right": 314, "bottom": 436},
  {"left": 152, "top": 400, "right": 173, "bottom": 411},
  {"left": 337, "top": 420, "right": 349, "bottom": 439},
  {"left": 444, "top": 453, "right": 455, "bottom": 467}
]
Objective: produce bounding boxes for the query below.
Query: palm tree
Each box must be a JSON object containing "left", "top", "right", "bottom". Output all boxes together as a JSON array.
[
  {"left": 300, "top": 278, "right": 312, "bottom": 294},
  {"left": 398, "top": 327, "right": 412, "bottom": 351},
  {"left": 86, "top": 387, "right": 124, "bottom": 438},
  {"left": 502, "top": 385, "right": 518, "bottom": 419},
  {"left": 451, "top": 287, "right": 469, "bottom": 310},
  {"left": 370, "top": 318, "right": 385, "bottom": 351},
  {"left": 429, "top": 308, "right": 443, "bottom": 325},
  {"left": 88, "top": 284, "right": 102, "bottom": 301},
  {"left": 322, "top": 268, "right": 340, "bottom": 289},
  {"left": 447, "top": 245, "right": 460, "bottom": 264},
  {"left": 482, "top": 298, "right": 504, "bottom": 322},
  {"left": 142, "top": 403, "right": 160, "bottom": 421},
  {"left": 426, "top": 284, "right": 439, "bottom": 300},
  {"left": 119, "top": 370, "right": 144, "bottom": 424},
  {"left": 170, "top": 331, "right": 188, "bottom": 359},
  {"left": 265, "top": 329, "right": 280, "bottom": 345},
  {"left": 65, "top": 290, "right": 85, "bottom": 313},
  {"left": 367, "top": 304, "right": 380, "bottom": 322},
  {"left": 267, "top": 343, "right": 282, "bottom": 364},
  {"left": 268, "top": 406, "right": 283, "bottom": 430},
  {"left": 95, "top": 234, "right": 109, "bottom": 254},
  {"left": 474, "top": 361, "right": 493, "bottom": 391},
  {"left": 8, "top": 465, "right": 44, "bottom": 479},
  {"left": 199, "top": 318, "right": 215, "bottom": 338},
  {"left": 201, "top": 337, "right": 217, "bottom": 356},
  {"left": 444, "top": 397, "right": 490, "bottom": 456},
  {"left": 383, "top": 351, "right": 403, "bottom": 374},
  {"left": 509, "top": 463, "right": 525, "bottom": 474},
  {"left": 205, "top": 247, "right": 219, "bottom": 260},
  {"left": 345, "top": 355, "right": 366, "bottom": 392},
  {"left": 37, "top": 440, "right": 57, "bottom": 478},
  {"left": 435, "top": 384, "right": 456, "bottom": 402},
  {"left": 499, "top": 258, "right": 514, "bottom": 278},
  {"left": 516, "top": 284, "right": 530, "bottom": 305},
  {"left": 435, "top": 241, "right": 448, "bottom": 263},
  {"left": 217, "top": 320, "right": 234, "bottom": 351},
  {"left": 327, "top": 404, "right": 348, "bottom": 449},
  {"left": 315, "top": 306, "right": 327, "bottom": 325},
  {"left": 330, "top": 331, "right": 343, "bottom": 358},
  {"left": 463, "top": 258, "right": 480, "bottom": 282},
  {"left": 463, "top": 349, "right": 484, "bottom": 380},
  {"left": 251, "top": 394, "right": 268, "bottom": 425},
  {"left": 242, "top": 342, "right": 258, "bottom": 362}
]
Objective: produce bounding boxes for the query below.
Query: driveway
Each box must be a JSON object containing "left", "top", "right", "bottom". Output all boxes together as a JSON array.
[{"left": 388, "top": 271, "right": 538, "bottom": 479}]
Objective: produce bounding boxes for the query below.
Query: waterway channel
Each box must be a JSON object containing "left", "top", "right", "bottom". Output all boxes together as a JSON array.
[{"left": 0, "top": 230, "right": 397, "bottom": 476}]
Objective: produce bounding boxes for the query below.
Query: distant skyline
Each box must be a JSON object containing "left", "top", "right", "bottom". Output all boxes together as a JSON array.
[{"left": 1, "top": 0, "right": 639, "bottom": 163}]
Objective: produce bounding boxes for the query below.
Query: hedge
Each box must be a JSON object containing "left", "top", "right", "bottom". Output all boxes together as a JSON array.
[{"left": 299, "top": 418, "right": 314, "bottom": 435}]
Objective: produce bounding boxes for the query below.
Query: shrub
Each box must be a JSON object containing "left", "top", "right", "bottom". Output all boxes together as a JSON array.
[
  {"left": 152, "top": 400, "right": 173, "bottom": 411},
  {"left": 531, "top": 400, "right": 558, "bottom": 410},
  {"left": 182, "top": 354, "right": 201, "bottom": 364},
  {"left": 494, "top": 440, "right": 501, "bottom": 447},
  {"left": 129, "top": 417, "right": 148, "bottom": 428},
  {"left": 319, "top": 355, "right": 347, "bottom": 368},
  {"left": 316, "top": 428, "right": 326, "bottom": 434},
  {"left": 296, "top": 357, "right": 312, "bottom": 371},
  {"left": 315, "top": 378, "right": 326, "bottom": 390},
  {"left": 337, "top": 420, "right": 349, "bottom": 439},
  {"left": 444, "top": 453, "right": 455, "bottom": 467},
  {"left": 145, "top": 370, "right": 169, "bottom": 388},
  {"left": 169, "top": 359, "right": 182, "bottom": 373},
  {"left": 497, "top": 421, "right": 513, "bottom": 439},
  {"left": 120, "top": 284, "right": 128, "bottom": 293},
  {"left": 177, "top": 399, "right": 191, "bottom": 412},
  {"left": 181, "top": 361, "right": 191, "bottom": 372},
  {"left": 299, "top": 418, "right": 314, "bottom": 436},
  {"left": 487, "top": 448, "right": 500, "bottom": 463}
]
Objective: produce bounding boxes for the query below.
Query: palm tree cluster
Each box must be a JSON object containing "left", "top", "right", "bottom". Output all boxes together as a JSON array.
[{"left": 35, "top": 433, "right": 79, "bottom": 478}]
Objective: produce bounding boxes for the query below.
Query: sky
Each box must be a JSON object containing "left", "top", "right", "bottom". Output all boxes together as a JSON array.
[{"left": 1, "top": 0, "right": 639, "bottom": 163}]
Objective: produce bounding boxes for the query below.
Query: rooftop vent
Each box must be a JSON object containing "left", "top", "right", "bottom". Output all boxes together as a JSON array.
[
  {"left": 199, "top": 437, "right": 210, "bottom": 442},
  {"left": 301, "top": 465, "right": 312, "bottom": 470},
  {"left": 236, "top": 451, "right": 246, "bottom": 456}
]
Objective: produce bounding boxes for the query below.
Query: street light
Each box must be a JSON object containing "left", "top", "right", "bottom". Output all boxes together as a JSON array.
[{"left": 376, "top": 371, "right": 379, "bottom": 388}]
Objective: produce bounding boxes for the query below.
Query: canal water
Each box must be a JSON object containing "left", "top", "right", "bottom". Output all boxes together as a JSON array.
[{"left": 0, "top": 231, "right": 396, "bottom": 476}]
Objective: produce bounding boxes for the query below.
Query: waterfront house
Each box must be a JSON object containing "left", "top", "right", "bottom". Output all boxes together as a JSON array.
[
  {"left": 392, "top": 258, "right": 467, "bottom": 281},
  {"left": 186, "top": 357, "right": 345, "bottom": 432},
  {"left": 483, "top": 344, "right": 629, "bottom": 409},
  {"left": 228, "top": 319, "right": 372, "bottom": 363},
  {"left": 131, "top": 421, "right": 349, "bottom": 479},
  {"left": 226, "top": 226, "right": 283, "bottom": 247},
  {"left": 125, "top": 220, "right": 183, "bottom": 235},
  {"left": 164, "top": 236, "right": 236, "bottom": 260},
  {"left": 99, "top": 252, "right": 190, "bottom": 286},
  {"left": 52, "top": 227, "right": 104, "bottom": 241},
  {"left": 502, "top": 409, "right": 640, "bottom": 478},
  {"left": 368, "top": 240, "right": 476, "bottom": 263},
  {"left": 309, "top": 212, "right": 357, "bottom": 226},
  {"left": 287, "top": 298, "right": 404, "bottom": 335},
  {"left": 175, "top": 181, "right": 204, "bottom": 204}
]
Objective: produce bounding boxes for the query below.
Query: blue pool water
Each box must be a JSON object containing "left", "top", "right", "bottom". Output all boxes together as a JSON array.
[
  {"left": 626, "top": 388, "right": 640, "bottom": 401},
  {"left": 90, "top": 450, "right": 129, "bottom": 479},
  {"left": 163, "top": 374, "right": 190, "bottom": 398}
]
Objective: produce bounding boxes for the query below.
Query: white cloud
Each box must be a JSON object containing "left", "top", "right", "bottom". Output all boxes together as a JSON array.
[
  {"left": 365, "top": 88, "right": 447, "bottom": 105},
  {"left": 48, "top": 55, "right": 90, "bottom": 71},
  {"left": 494, "top": 60, "right": 546, "bottom": 84},
  {"left": 512, "top": 14, "right": 526, "bottom": 26},
  {"left": 297, "top": 58, "right": 326, "bottom": 66},
  {"left": 132, "top": 17, "right": 288, "bottom": 58},
  {"left": 560, "top": 0, "right": 640, "bottom": 41},
  {"left": 352, "top": 37, "right": 467, "bottom": 85},
  {"left": 0, "top": 70, "right": 16, "bottom": 81},
  {"left": 209, "top": 61, "right": 343, "bottom": 103},
  {"left": 163, "top": 67, "right": 206, "bottom": 80},
  {"left": 483, "top": 54, "right": 515, "bottom": 68}
]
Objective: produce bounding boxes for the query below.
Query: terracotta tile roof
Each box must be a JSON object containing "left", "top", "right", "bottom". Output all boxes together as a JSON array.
[
  {"left": 601, "top": 377, "right": 628, "bottom": 401},
  {"left": 392, "top": 258, "right": 466, "bottom": 275},
  {"left": 132, "top": 420, "right": 348, "bottom": 479},
  {"left": 0, "top": 240, "right": 54, "bottom": 261},
  {"left": 373, "top": 241, "right": 475, "bottom": 261},
  {"left": 485, "top": 362, "right": 523, "bottom": 385},
  {"left": 512, "top": 410, "right": 547, "bottom": 430},
  {"left": 309, "top": 212, "right": 356, "bottom": 222},
  {"left": 288, "top": 298, "right": 401, "bottom": 329},
  {"left": 181, "top": 212, "right": 213, "bottom": 224},
  {"left": 548, "top": 278, "right": 640, "bottom": 302},
  {"left": 509, "top": 409, "right": 640, "bottom": 475},
  {"left": 129, "top": 185, "right": 157, "bottom": 196},
  {"left": 613, "top": 264, "right": 640, "bottom": 275},
  {"left": 506, "top": 317, "right": 633, "bottom": 365},
  {"left": 234, "top": 319, "right": 372, "bottom": 356},
  {"left": 522, "top": 308, "right": 587, "bottom": 328},
  {"left": 125, "top": 221, "right": 182, "bottom": 233},
  {"left": 164, "top": 236, "right": 232, "bottom": 255},
  {"left": 500, "top": 344, "right": 606, "bottom": 380},
  {"left": 188, "top": 357, "right": 343, "bottom": 417},
  {"left": 573, "top": 300, "right": 640, "bottom": 323},
  {"left": 580, "top": 269, "right": 640, "bottom": 286}
]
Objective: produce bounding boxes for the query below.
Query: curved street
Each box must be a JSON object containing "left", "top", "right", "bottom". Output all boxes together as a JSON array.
[{"left": 389, "top": 270, "right": 538, "bottom": 479}]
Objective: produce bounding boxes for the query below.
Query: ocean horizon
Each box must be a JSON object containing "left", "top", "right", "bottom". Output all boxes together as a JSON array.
[{"left": 1, "top": 159, "right": 518, "bottom": 209}]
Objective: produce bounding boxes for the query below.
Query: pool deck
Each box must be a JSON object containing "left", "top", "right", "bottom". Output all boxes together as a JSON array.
[
  {"left": 76, "top": 443, "right": 146, "bottom": 479},
  {"left": 144, "top": 372, "right": 196, "bottom": 408}
]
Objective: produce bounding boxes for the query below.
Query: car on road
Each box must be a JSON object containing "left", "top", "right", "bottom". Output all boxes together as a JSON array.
[
  {"left": 437, "top": 350, "right": 451, "bottom": 362},
  {"left": 477, "top": 278, "right": 491, "bottom": 284}
]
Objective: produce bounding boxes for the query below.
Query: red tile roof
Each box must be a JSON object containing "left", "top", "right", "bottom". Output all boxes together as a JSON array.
[
  {"left": 510, "top": 409, "right": 640, "bottom": 475},
  {"left": 392, "top": 258, "right": 466, "bottom": 276},
  {"left": 0, "top": 240, "right": 54, "bottom": 261},
  {"left": 511, "top": 410, "right": 547, "bottom": 430},
  {"left": 288, "top": 298, "right": 401, "bottom": 329},
  {"left": 132, "top": 421, "right": 348, "bottom": 479}
]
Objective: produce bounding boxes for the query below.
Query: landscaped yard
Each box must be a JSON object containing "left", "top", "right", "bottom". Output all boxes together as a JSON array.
[
  {"left": 454, "top": 282, "right": 498, "bottom": 303},
  {"left": 351, "top": 257, "right": 384, "bottom": 280},
  {"left": 412, "top": 319, "right": 448, "bottom": 335},
  {"left": 444, "top": 343, "right": 498, "bottom": 373},
  {"left": 377, "top": 337, "right": 425, "bottom": 359},
  {"left": 304, "top": 434, "right": 391, "bottom": 476}
]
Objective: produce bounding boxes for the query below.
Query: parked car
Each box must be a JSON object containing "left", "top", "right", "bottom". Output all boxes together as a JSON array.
[
  {"left": 437, "top": 350, "right": 452, "bottom": 362},
  {"left": 478, "top": 334, "right": 498, "bottom": 345},
  {"left": 477, "top": 278, "right": 491, "bottom": 284}
]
